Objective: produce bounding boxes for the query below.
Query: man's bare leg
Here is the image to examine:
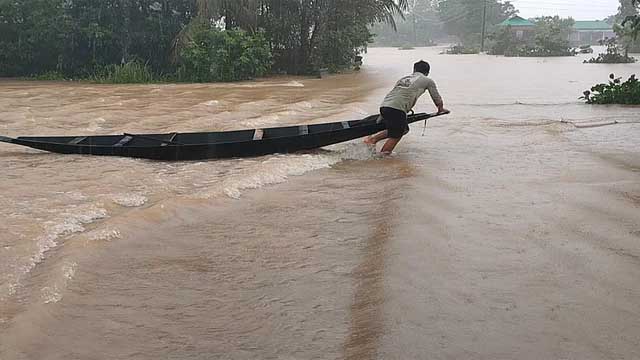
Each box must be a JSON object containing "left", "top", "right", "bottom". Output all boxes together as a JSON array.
[
  {"left": 380, "top": 137, "right": 402, "bottom": 154},
  {"left": 364, "top": 130, "right": 388, "bottom": 145}
]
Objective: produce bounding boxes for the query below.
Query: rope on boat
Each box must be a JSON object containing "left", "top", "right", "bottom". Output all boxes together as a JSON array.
[{"left": 422, "top": 118, "right": 429, "bottom": 137}]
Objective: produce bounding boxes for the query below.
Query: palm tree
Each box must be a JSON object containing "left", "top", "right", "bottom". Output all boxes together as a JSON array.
[{"left": 372, "top": 0, "right": 409, "bottom": 30}]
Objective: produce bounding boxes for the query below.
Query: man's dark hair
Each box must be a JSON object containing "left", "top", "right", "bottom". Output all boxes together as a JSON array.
[{"left": 414, "top": 60, "right": 430, "bottom": 76}]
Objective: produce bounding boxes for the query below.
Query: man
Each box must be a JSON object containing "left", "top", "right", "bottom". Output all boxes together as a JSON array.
[{"left": 365, "top": 60, "right": 449, "bottom": 154}]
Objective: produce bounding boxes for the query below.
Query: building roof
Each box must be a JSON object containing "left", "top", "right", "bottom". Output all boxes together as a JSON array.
[
  {"left": 498, "top": 16, "right": 535, "bottom": 27},
  {"left": 573, "top": 21, "right": 613, "bottom": 31}
]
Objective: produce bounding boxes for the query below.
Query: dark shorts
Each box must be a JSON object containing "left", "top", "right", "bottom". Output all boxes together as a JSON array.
[{"left": 380, "top": 107, "right": 409, "bottom": 139}]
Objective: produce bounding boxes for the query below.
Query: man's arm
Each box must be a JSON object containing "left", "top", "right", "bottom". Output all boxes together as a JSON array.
[{"left": 425, "top": 79, "right": 449, "bottom": 114}]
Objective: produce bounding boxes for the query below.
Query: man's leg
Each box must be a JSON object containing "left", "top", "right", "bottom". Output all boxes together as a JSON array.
[
  {"left": 381, "top": 137, "right": 402, "bottom": 154},
  {"left": 364, "top": 130, "right": 388, "bottom": 145}
]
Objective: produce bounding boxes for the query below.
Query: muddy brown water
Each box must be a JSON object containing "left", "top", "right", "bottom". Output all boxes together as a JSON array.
[{"left": 1, "top": 47, "right": 640, "bottom": 359}]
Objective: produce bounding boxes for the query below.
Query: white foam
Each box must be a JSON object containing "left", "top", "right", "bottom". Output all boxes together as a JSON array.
[
  {"left": 87, "top": 228, "right": 122, "bottom": 242},
  {"left": 284, "top": 81, "right": 305, "bottom": 87},
  {"left": 65, "top": 191, "right": 87, "bottom": 201},
  {"left": 199, "top": 142, "right": 375, "bottom": 199},
  {"left": 84, "top": 117, "right": 106, "bottom": 132},
  {"left": 236, "top": 81, "right": 304, "bottom": 88},
  {"left": 240, "top": 114, "right": 281, "bottom": 128},
  {"left": 289, "top": 101, "right": 314, "bottom": 110},
  {"left": 41, "top": 286, "right": 62, "bottom": 304},
  {"left": 41, "top": 261, "right": 77, "bottom": 304},
  {"left": 3, "top": 205, "right": 107, "bottom": 298},
  {"left": 112, "top": 194, "right": 148, "bottom": 207}
]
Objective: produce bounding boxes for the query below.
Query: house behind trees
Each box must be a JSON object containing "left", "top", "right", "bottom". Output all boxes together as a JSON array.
[
  {"left": 569, "top": 21, "right": 616, "bottom": 46},
  {"left": 499, "top": 16, "right": 616, "bottom": 47}
]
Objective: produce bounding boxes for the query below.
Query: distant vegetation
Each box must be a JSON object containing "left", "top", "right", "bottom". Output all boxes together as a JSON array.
[
  {"left": 437, "top": 0, "right": 517, "bottom": 48},
  {"left": 2, "top": 0, "right": 639, "bottom": 83},
  {"left": 581, "top": 0, "right": 639, "bottom": 104},
  {"left": 370, "top": 0, "right": 444, "bottom": 47},
  {"left": 584, "top": 38, "right": 636, "bottom": 63},
  {"left": 581, "top": 74, "right": 640, "bottom": 104},
  {"left": 490, "top": 16, "right": 576, "bottom": 57},
  {"left": 442, "top": 44, "right": 480, "bottom": 55}
]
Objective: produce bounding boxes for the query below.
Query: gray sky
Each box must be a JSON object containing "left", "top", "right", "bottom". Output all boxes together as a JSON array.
[{"left": 510, "top": 0, "right": 620, "bottom": 20}]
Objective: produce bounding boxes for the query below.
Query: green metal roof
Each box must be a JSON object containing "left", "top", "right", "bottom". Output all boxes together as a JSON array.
[
  {"left": 498, "top": 16, "right": 535, "bottom": 27},
  {"left": 573, "top": 21, "right": 612, "bottom": 31}
]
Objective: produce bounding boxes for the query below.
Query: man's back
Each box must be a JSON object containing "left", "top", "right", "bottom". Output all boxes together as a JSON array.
[{"left": 381, "top": 72, "right": 442, "bottom": 114}]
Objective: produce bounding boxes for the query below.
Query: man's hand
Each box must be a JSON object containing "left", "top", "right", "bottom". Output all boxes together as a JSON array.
[{"left": 435, "top": 102, "right": 449, "bottom": 115}]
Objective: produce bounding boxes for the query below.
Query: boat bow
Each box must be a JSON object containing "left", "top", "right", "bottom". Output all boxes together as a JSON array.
[{"left": 0, "top": 136, "right": 15, "bottom": 144}]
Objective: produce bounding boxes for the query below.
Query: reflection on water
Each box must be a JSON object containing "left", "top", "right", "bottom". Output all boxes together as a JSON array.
[
  {"left": 1, "top": 47, "right": 640, "bottom": 359},
  {"left": 344, "top": 192, "right": 392, "bottom": 359},
  {"left": 344, "top": 162, "right": 416, "bottom": 360}
]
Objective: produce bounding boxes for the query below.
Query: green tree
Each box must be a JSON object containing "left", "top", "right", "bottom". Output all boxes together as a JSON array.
[
  {"left": 615, "top": 0, "right": 640, "bottom": 52},
  {"left": 624, "top": 0, "right": 640, "bottom": 36},
  {"left": 0, "top": 0, "right": 411, "bottom": 79},
  {"left": 437, "top": 0, "right": 517, "bottom": 46},
  {"left": 179, "top": 25, "right": 272, "bottom": 82},
  {"left": 531, "top": 16, "right": 574, "bottom": 55}
]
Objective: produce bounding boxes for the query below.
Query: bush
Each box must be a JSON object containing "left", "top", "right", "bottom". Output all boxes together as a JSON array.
[
  {"left": 581, "top": 73, "right": 640, "bottom": 104},
  {"left": 489, "top": 27, "right": 519, "bottom": 56},
  {"left": 584, "top": 38, "right": 636, "bottom": 64},
  {"left": 179, "top": 26, "right": 272, "bottom": 82},
  {"left": 512, "top": 46, "right": 576, "bottom": 57},
  {"left": 93, "top": 61, "right": 156, "bottom": 84},
  {"left": 443, "top": 44, "right": 479, "bottom": 54},
  {"left": 32, "top": 71, "right": 68, "bottom": 81}
]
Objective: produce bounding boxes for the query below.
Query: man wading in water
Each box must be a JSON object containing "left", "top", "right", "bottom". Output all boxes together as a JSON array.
[{"left": 365, "top": 60, "right": 449, "bottom": 154}]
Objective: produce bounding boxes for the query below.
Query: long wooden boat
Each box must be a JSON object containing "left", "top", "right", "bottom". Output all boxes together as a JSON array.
[{"left": 0, "top": 112, "right": 444, "bottom": 161}]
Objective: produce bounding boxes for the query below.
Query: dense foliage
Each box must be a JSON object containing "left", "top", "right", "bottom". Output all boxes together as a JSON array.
[
  {"left": 581, "top": 73, "right": 640, "bottom": 104},
  {"left": 0, "top": 0, "right": 193, "bottom": 78},
  {"left": 178, "top": 26, "right": 272, "bottom": 82},
  {"left": 584, "top": 38, "right": 636, "bottom": 63},
  {"left": 0, "top": 0, "right": 408, "bottom": 80}
]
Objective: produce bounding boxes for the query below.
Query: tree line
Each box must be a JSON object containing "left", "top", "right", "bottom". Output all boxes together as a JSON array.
[
  {"left": 1, "top": 0, "right": 638, "bottom": 81},
  {"left": 0, "top": 0, "right": 408, "bottom": 79},
  {"left": 372, "top": 0, "right": 640, "bottom": 54}
]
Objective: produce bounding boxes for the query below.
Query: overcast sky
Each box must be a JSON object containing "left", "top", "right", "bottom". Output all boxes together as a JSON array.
[{"left": 510, "top": 0, "right": 620, "bottom": 20}]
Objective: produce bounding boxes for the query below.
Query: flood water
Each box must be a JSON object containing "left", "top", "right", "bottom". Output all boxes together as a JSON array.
[{"left": 1, "top": 47, "right": 640, "bottom": 359}]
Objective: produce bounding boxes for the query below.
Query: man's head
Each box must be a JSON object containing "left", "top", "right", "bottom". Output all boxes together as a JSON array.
[{"left": 414, "top": 60, "right": 430, "bottom": 76}]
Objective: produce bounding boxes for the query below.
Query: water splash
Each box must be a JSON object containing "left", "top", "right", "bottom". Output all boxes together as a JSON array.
[
  {"left": 1, "top": 204, "right": 107, "bottom": 299},
  {"left": 197, "top": 142, "right": 376, "bottom": 200},
  {"left": 112, "top": 194, "right": 148, "bottom": 208}
]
